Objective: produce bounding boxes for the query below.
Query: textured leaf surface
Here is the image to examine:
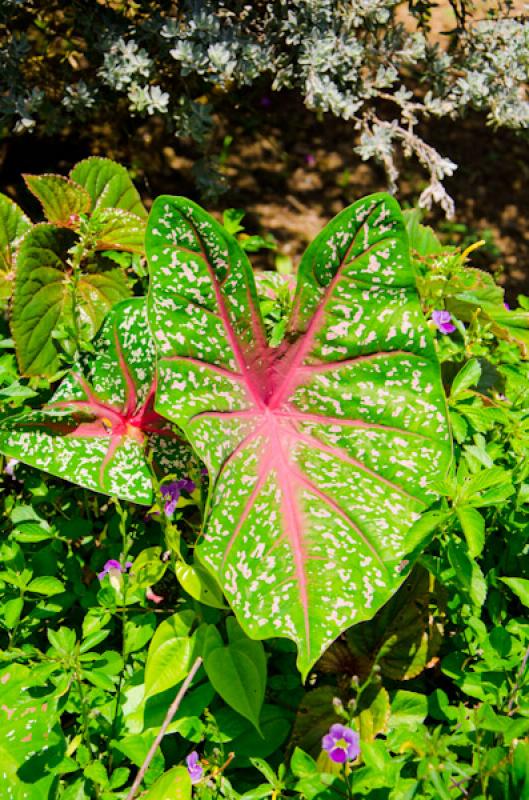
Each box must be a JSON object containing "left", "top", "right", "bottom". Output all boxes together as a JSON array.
[
  {"left": 91, "top": 207, "right": 146, "bottom": 253},
  {"left": 146, "top": 193, "right": 452, "bottom": 675},
  {"left": 24, "top": 174, "right": 91, "bottom": 224},
  {"left": 0, "top": 193, "right": 32, "bottom": 300},
  {"left": 70, "top": 157, "right": 147, "bottom": 218},
  {"left": 76, "top": 266, "right": 131, "bottom": 339},
  {"left": 1, "top": 299, "right": 193, "bottom": 504},
  {"left": 11, "top": 225, "right": 75, "bottom": 376}
]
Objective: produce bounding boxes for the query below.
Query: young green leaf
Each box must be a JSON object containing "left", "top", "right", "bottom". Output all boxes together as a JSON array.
[
  {"left": 24, "top": 174, "right": 91, "bottom": 224},
  {"left": 202, "top": 623, "right": 267, "bottom": 731},
  {"left": 499, "top": 577, "right": 529, "bottom": 608},
  {"left": 144, "top": 611, "right": 196, "bottom": 699},
  {"left": 456, "top": 506, "right": 485, "bottom": 558},
  {"left": 70, "top": 157, "right": 147, "bottom": 218},
  {"left": 142, "top": 766, "right": 192, "bottom": 800}
]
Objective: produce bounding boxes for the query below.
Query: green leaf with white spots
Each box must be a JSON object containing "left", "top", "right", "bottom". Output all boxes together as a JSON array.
[
  {"left": 0, "top": 298, "right": 194, "bottom": 504},
  {"left": 0, "top": 193, "right": 32, "bottom": 301},
  {"left": 146, "top": 193, "right": 452, "bottom": 677},
  {"left": 24, "top": 174, "right": 91, "bottom": 225},
  {"left": 70, "top": 157, "right": 147, "bottom": 219},
  {"left": 0, "top": 663, "right": 65, "bottom": 800}
]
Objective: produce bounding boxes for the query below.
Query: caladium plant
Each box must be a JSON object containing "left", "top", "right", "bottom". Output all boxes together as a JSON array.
[
  {"left": 146, "top": 192, "right": 452, "bottom": 675},
  {"left": 0, "top": 191, "right": 452, "bottom": 675},
  {"left": 0, "top": 298, "right": 193, "bottom": 504}
]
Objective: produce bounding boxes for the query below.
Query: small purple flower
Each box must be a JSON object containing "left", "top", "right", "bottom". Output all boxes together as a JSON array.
[
  {"left": 186, "top": 751, "right": 203, "bottom": 784},
  {"left": 305, "top": 153, "right": 316, "bottom": 166},
  {"left": 322, "top": 724, "right": 360, "bottom": 764},
  {"left": 504, "top": 302, "right": 510, "bottom": 310},
  {"left": 432, "top": 310, "right": 456, "bottom": 335},
  {"left": 161, "top": 478, "right": 196, "bottom": 517},
  {"left": 4, "top": 458, "right": 19, "bottom": 477},
  {"left": 97, "top": 559, "right": 132, "bottom": 581}
]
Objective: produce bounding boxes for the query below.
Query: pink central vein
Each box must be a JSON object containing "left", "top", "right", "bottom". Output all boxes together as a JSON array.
[
  {"left": 288, "top": 422, "right": 427, "bottom": 506},
  {"left": 183, "top": 215, "right": 266, "bottom": 408}
]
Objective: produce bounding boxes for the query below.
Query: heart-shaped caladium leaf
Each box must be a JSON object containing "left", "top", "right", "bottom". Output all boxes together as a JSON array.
[
  {"left": 0, "top": 298, "right": 194, "bottom": 504},
  {"left": 146, "top": 193, "right": 452, "bottom": 676}
]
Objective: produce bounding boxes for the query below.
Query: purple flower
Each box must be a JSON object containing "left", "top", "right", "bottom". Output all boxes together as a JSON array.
[
  {"left": 4, "top": 458, "right": 19, "bottom": 477},
  {"left": 186, "top": 751, "right": 203, "bottom": 784},
  {"left": 97, "top": 559, "right": 132, "bottom": 581},
  {"left": 432, "top": 310, "right": 456, "bottom": 335},
  {"left": 322, "top": 724, "right": 360, "bottom": 764},
  {"left": 161, "top": 478, "right": 196, "bottom": 517},
  {"left": 504, "top": 302, "right": 510, "bottom": 310},
  {"left": 305, "top": 153, "right": 316, "bottom": 166}
]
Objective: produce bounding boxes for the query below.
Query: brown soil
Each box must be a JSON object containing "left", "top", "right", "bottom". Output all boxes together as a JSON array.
[{"left": 1, "top": 94, "right": 528, "bottom": 303}]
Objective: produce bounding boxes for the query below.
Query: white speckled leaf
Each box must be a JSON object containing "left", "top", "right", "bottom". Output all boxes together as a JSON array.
[
  {"left": 0, "top": 663, "right": 65, "bottom": 800},
  {"left": 0, "top": 298, "right": 193, "bottom": 504},
  {"left": 146, "top": 194, "right": 451, "bottom": 676}
]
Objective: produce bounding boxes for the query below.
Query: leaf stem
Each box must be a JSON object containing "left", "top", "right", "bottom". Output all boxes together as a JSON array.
[{"left": 125, "top": 656, "right": 203, "bottom": 800}]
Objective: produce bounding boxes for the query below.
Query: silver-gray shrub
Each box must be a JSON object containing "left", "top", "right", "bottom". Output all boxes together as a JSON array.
[{"left": 1, "top": 0, "right": 527, "bottom": 213}]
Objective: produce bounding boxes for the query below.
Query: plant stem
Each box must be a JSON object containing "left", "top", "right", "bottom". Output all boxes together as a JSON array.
[{"left": 125, "top": 656, "right": 203, "bottom": 800}]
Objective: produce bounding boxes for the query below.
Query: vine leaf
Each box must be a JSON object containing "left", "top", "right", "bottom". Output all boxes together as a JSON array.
[
  {"left": 151, "top": 194, "right": 452, "bottom": 674},
  {"left": 1, "top": 299, "right": 194, "bottom": 504},
  {"left": 0, "top": 192, "right": 32, "bottom": 301}
]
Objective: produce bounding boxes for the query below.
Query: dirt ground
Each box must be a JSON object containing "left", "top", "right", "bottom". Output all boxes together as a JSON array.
[{"left": 1, "top": 93, "right": 528, "bottom": 303}]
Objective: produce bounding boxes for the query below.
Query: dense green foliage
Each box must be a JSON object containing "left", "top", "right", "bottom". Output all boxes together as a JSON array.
[{"left": 2, "top": 161, "right": 529, "bottom": 799}]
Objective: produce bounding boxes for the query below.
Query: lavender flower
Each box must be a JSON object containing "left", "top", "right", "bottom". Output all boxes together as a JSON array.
[
  {"left": 322, "top": 723, "right": 360, "bottom": 764},
  {"left": 186, "top": 751, "right": 203, "bottom": 784},
  {"left": 4, "top": 458, "right": 19, "bottom": 477},
  {"left": 161, "top": 478, "right": 196, "bottom": 517},
  {"left": 97, "top": 559, "right": 133, "bottom": 584},
  {"left": 432, "top": 310, "right": 456, "bottom": 334}
]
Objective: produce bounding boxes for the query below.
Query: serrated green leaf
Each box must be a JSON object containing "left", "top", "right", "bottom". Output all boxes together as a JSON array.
[
  {"left": 0, "top": 193, "right": 32, "bottom": 301},
  {"left": 70, "top": 158, "right": 146, "bottom": 218},
  {"left": 456, "top": 506, "right": 485, "bottom": 557},
  {"left": 24, "top": 174, "right": 91, "bottom": 224},
  {"left": 90, "top": 207, "right": 146, "bottom": 254},
  {"left": 11, "top": 224, "right": 75, "bottom": 376},
  {"left": 499, "top": 577, "right": 529, "bottom": 607},
  {"left": 76, "top": 268, "right": 131, "bottom": 339}
]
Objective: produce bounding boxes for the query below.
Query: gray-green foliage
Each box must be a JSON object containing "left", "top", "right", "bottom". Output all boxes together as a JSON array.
[{"left": 1, "top": 1, "right": 528, "bottom": 212}]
